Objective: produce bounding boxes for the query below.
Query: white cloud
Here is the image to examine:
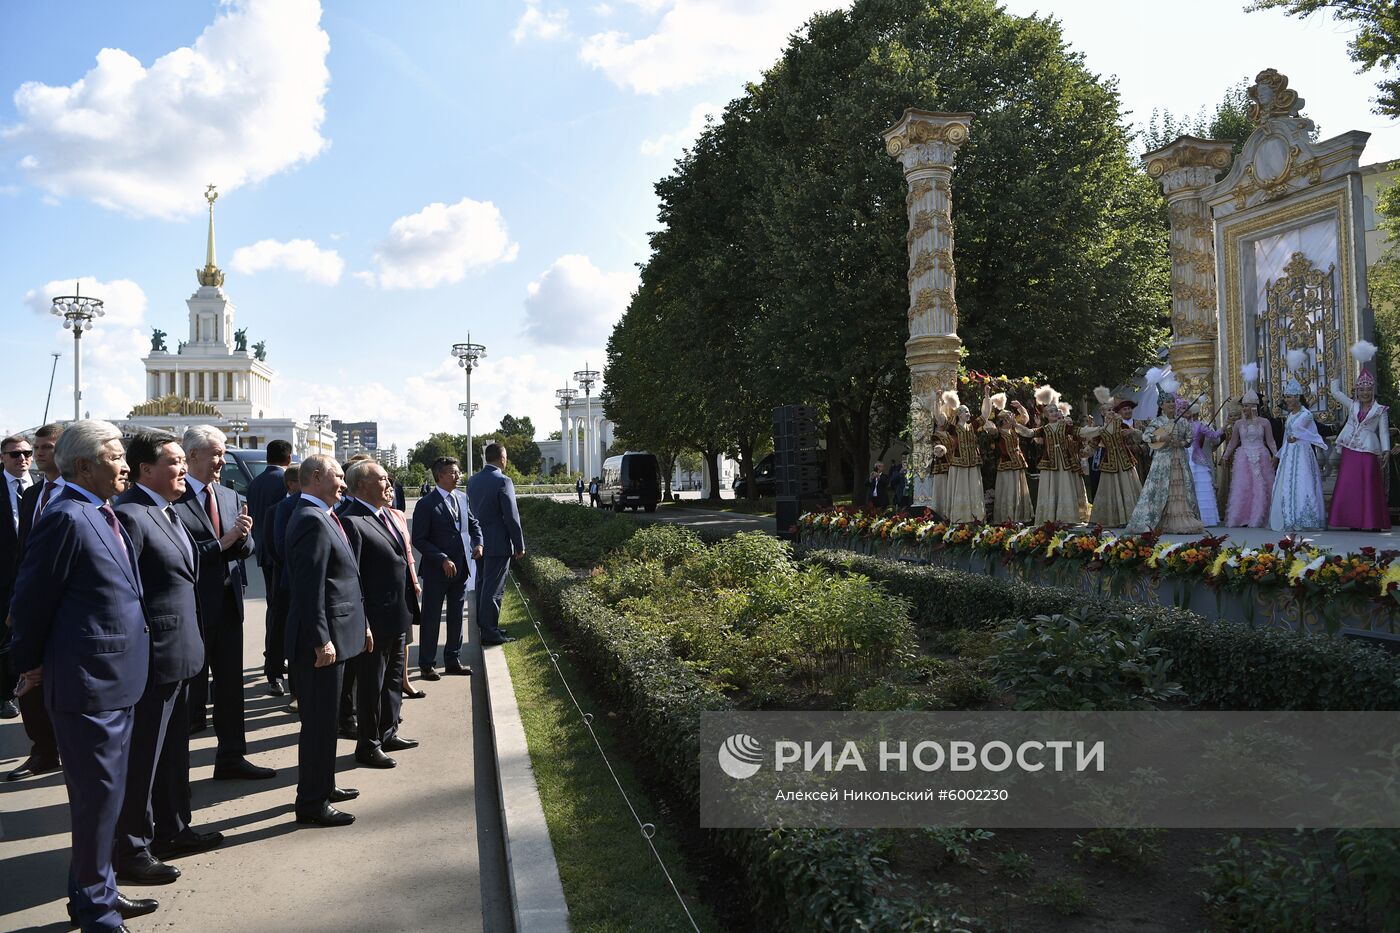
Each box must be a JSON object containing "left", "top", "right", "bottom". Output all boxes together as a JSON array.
[
  {"left": 514, "top": 1, "right": 570, "bottom": 42},
  {"left": 230, "top": 238, "right": 344, "bottom": 285},
  {"left": 640, "top": 101, "right": 715, "bottom": 156},
  {"left": 579, "top": 0, "right": 839, "bottom": 94},
  {"left": 284, "top": 351, "right": 580, "bottom": 452},
  {"left": 3, "top": 0, "right": 330, "bottom": 219},
  {"left": 522, "top": 254, "right": 637, "bottom": 348},
  {"left": 364, "top": 197, "right": 519, "bottom": 290},
  {"left": 22, "top": 277, "right": 149, "bottom": 419}
]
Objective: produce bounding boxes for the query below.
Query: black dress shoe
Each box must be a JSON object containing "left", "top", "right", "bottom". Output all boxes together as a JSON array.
[
  {"left": 116, "top": 892, "right": 160, "bottom": 918},
  {"left": 115, "top": 852, "right": 180, "bottom": 885},
  {"left": 419, "top": 667, "right": 441, "bottom": 681},
  {"left": 0, "top": 699, "right": 17, "bottom": 719},
  {"left": 355, "top": 747, "right": 397, "bottom": 769},
  {"left": 329, "top": 786, "right": 359, "bottom": 802},
  {"left": 337, "top": 719, "right": 359, "bottom": 740},
  {"left": 6, "top": 756, "right": 60, "bottom": 781},
  {"left": 267, "top": 676, "right": 286, "bottom": 697},
  {"left": 295, "top": 803, "right": 354, "bottom": 826},
  {"left": 382, "top": 735, "right": 419, "bottom": 752},
  {"left": 212, "top": 757, "right": 276, "bottom": 780},
  {"left": 401, "top": 685, "right": 426, "bottom": 699},
  {"left": 480, "top": 636, "right": 515, "bottom": 646},
  {"left": 444, "top": 664, "right": 473, "bottom": 675},
  {"left": 151, "top": 828, "right": 224, "bottom": 859}
]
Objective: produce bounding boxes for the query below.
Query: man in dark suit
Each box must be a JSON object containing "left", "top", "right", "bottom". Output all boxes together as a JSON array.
[
  {"left": 246, "top": 439, "right": 292, "bottom": 696},
  {"left": 341, "top": 460, "right": 419, "bottom": 769},
  {"left": 268, "top": 469, "right": 301, "bottom": 705},
  {"left": 175, "top": 425, "right": 272, "bottom": 781},
  {"left": 7, "top": 422, "right": 65, "bottom": 781},
  {"left": 9, "top": 420, "right": 159, "bottom": 931},
  {"left": 1, "top": 433, "right": 35, "bottom": 721},
  {"left": 285, "top": 455, "right": 369, "bottom": 826},
  {"left": 466, "top": 443, "right": 525, "bottom": 647},
  {"left": 410, "top": 456, "right": 482, "bottom": 679}
]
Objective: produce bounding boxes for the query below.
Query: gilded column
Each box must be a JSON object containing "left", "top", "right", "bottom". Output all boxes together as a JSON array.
[
  {"left": 882, "top": 108, "right": 972, "bottom": 506},
  {"left": 1143, "top": 137, "right": 1234, "bottom": 410}
]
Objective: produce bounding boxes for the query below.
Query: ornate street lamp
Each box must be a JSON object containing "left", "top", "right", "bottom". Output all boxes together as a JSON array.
[
  {"left": 555, "top": 386, "right": 577, "bottom": 473},
  {"left": 226, "top": 418, "right": 248, "bottom": 449},
  {"left": 573, "top": 363, "right": 600, "bottom": 479},
  {"left": 451, "top": 336, "right": 486, "bottom": 475},
  {"left": 50, "top": 283, "right": 104, "bottom": 420},
  {"left": 309, "top": 411, "right": 330, "bottom": 456}
]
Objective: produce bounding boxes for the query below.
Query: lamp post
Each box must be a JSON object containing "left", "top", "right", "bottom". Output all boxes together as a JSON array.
[
  {"left": 555, "top": 386, "right": 577, "bottom": 474},
  {"left": 451, "top": 336, "right": 486, "bottom": 475},
  {"left": 310, "top": 411, "right": 330, "bottom": 457},
  {"left": 227, "top": 418, "right": 248, "bottom": 449},
  {"left": 573, "top": 363, "right": 599, "bottom": 480},
  {"left": 50, "top": 283, "right": 104, "bottom": 420}
]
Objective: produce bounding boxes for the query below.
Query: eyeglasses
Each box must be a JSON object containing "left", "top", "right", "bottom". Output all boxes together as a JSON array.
[{"left": 3, "top": 450, "right": 33, "bottom": 459}]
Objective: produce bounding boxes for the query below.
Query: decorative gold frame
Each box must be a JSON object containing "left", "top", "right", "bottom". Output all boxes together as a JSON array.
[{"left": 1219, "top": 187, "right": 1356, "bottom": 402}]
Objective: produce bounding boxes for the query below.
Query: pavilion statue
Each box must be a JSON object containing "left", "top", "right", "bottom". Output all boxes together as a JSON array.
[{"left": 150, "top": 328, "right": 168, "bottom": 353}]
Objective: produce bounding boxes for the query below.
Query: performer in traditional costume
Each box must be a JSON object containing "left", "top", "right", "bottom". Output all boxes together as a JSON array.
[
  {"left": 928, "top": 393, "right": 955, "bottom": 520},
  {"left": 983, "top": 394, "right": 1033, "bottom": 523},
  {"left": 1188, "top": 403, "right": 1222, "bottom": 526},
  {"left": 1327, "top": 341, "right": 1391, "bottom": 530},
  {"left": 1269, "top": 366, "right": 1327, "bottom": 533},
  {"left": 1125, "top": 393, "right": 1204, "bottom": 535},
  {"left": 1080, "top": 387, "right": 1142, "bottom": 527},
  {"left": 1221, "top": 364, "right": 1277, "bottom": 528},
  {"left": 943, "top": 389, "right": 986, "bottom": 523},
  {"left": 1028, "top": 386, "right": 1090, "bottom": 525}
]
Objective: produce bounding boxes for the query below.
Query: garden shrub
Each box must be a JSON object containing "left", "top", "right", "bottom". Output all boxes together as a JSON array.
[
  {"left": 611, "top": 522, "right": 705, "bottom": 568},
  {"left": 518, "top": 497, "right": 637, "bottom": 567},
  {"left": 804, "top": 550, "right": 1400, "bottom": 711}
]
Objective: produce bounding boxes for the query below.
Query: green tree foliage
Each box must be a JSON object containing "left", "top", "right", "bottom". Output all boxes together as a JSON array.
[
  {"left": 605, "top": 0, "right": 1168, "bottom": 502},
  {"left": 410, "top": 432, "right": 467, "bottom": 469},
  {"left": 1142, "top": 80, "right": 1254, "bottom": 156},
  {"left": 498, "top": 414, "right": 536, "bottom": 439},
  {"left": 1251, "top": 0, "right": 1400, "bottom": 117}
]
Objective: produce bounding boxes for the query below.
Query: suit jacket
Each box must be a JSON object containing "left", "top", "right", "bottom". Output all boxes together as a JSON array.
[
  {"left": 115, "top": 485, "right": 204, "bottom": 686},
  {"left": 0, "top": 472, "right": 28, "bottom": 593},
  {"left": 411, "top": 487, "right": 482, "bottom": 582},
  {"left": 466, "top": 465, "right": 525, "bottom": 558},
  {"left": 174, "top": 481, "right": 253, "bottom": 627},
  {"left": 285, "top": 497, "right": 368, "bottom": 664},
  {"left": 17, "top": 479, "right": 50, "bottom": 551},
  {"left": 246, "top": 465, "right": 287, "bottom": 569},
  {"left": 270, "top": 492, "right": 302, "bottom": 592},
  {"left": 392, "top": 482, "right": 406, "bottom": 513},
  {"left": 9, "top": 487, "right": 150, "bottom": 713},
  {"left": 341, "top": 499, "right": 418, "bottom": 642}
]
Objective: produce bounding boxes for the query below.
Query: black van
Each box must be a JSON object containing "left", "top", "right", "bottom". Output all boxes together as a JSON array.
[{"left": 600, "top": 452, "right": 662, "bottom": 512}]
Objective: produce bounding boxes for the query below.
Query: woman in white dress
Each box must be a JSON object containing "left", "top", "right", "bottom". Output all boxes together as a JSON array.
[
  {"left": 1188, "top": 404, "right": 1222, "bottom": 526},
  {"left": 1268, "top": 376, "right": 1328, "bottom": 533}
]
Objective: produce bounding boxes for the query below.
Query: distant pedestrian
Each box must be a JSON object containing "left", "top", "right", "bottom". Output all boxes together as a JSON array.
[
  {"left": 589, "top": 477, "right": 601, "bottom": 508},
  {"left": 576, "top": 477, "right": 584, "bottom": 504},
  {"left": 867, "top": 463, "right": 888, "bottom": 508},
  {"left": 888, "top": 457, "right": 908, "bottom": 509}
]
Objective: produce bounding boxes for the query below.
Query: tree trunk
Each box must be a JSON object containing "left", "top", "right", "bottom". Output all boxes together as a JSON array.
[
  {"left": 737, "top": 436, "right": 757, "bottom": 500},
  {"left": 703, "top": 448, "right": 724, "bottom": 501},
  {"left": 834, "top": 396, "right": 873, "bottom": 507}
]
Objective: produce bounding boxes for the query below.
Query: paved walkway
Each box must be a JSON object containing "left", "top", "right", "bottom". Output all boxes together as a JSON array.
[{"left": 0, "top": 570, "right": 513, "bottom": 933}]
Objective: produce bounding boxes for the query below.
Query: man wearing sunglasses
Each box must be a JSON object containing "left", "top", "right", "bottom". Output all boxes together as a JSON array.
[{"left": 1, "top": 434, "right": 36, "bottom": 721}]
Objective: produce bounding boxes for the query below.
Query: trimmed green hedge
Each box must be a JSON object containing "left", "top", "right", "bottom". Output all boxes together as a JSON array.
[
  {"left": 514, "top": 555, "right": 966, "bottom": 931},
  {"left": 518, "top": 497, "right": 639, "bottom": 567},
  {"left": 802, "top": 550, "right": 1400, "bottom": 711}
]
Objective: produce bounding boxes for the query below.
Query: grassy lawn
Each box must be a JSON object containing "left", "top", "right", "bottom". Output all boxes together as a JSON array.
[{"left": 498, "top": 582, "right": 724, "bottom": 933}]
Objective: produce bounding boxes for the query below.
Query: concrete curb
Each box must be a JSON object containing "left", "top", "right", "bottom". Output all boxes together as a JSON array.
[{"left": 482, "top": 641, "right": 571, "bottom": 933}]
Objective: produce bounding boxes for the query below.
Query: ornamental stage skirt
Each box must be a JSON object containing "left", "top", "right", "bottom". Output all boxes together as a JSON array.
[
  {"left": 946, "top": 465, "right": 985, "bottom": 523},
  {"left": 992, "top": 469, "right": 1033, "bottom": 523},
  {"left": 1189, "top": 460, "right": 1220, "bottom": 526},
  {"left": 1034, "top": 468, "right": 1090, "bottom": 526},
  {"left": 1328, "top": 446, "right": 1392, "bottom": 530},
  {"left": 1089, "top": 469, "right": 1141, "bottom": 528}
]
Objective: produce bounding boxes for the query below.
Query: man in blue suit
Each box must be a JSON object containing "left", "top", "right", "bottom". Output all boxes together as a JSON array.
[
  {"left": 410, "top": 456, "right": 482, "bottom": 679},
  {"left": 285, "top": 455, "right": 369, "bottom": 826},
  {"left": 174, "top": 425, "right": 271, "bottom": 781},
  {"left": 466, "top": 443, "right": 525, "bottom": 647},
  {"left": 113, "top": 432, "right": 221, "bottom": 886},
  {"left": 246, "top": 438, "right": 292, "bottom": 696},
  {"left": 268, "top": 468, "right": 301, "bottom": 704},
  {"left": 9, "top": 420, "right": 159, "bottom": 931}
]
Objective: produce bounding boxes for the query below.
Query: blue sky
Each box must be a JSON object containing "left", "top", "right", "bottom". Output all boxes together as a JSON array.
[{"left": 2, "top": 0, "right": 1398, "bottom": 451}]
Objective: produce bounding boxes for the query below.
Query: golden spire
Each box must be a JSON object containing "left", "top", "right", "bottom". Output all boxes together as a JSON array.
[{"left": 197, "top": 183, "right": 225, "bottom": 287}]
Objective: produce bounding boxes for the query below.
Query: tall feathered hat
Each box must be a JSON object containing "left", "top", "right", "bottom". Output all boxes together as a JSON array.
[
  {"left": 989, "top": 391, "right": 1008, "bottom": 413},
  {"left": 1093, "top": 385, "right": 1114, "bottom": 410},
  {"left": 1034, "top": 384, "right": 1059, "bottom": 412},
  {"left": 1138, "top": 366, "right": 1171, "bottom": 421},
  {"left": 1352, "top": 340, "right": 1379, "bottom": 389},
  {"left": 939, "top": 389, "right": 961, "bottom": 422},
  {"left": 1284, "top": 348, "right": 1308, "bottom": 396},
  {"left": 1240, "top": 362, "right": 1260, "bottom": 406}
]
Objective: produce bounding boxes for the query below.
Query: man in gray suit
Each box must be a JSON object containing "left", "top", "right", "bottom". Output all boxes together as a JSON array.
[{"left": 465, "top": 443, "right": 525, "bottom": 646}]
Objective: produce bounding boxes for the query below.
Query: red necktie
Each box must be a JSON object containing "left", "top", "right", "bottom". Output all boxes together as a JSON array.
[
  {"left": 378, "top": 510, "right": 402, "bottom": 549},
  {"left": 329, "top": 509, "right": 348, "bottom": 543},
  {"left": 38, "top": 480, "right": 57, "bottom": 516},
  {"left": 204, "top": 487, "right": 221, "bottom": 536},
  {"left": 98, "top": 504, "right": 135, "bottom": 573}
]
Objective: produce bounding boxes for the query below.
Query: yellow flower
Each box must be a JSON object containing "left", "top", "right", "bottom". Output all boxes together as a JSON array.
[
  {"left": 1210, "top": 551, "right": 1230, "bottom": 577},
  {"left": 1288, "top": 558, "right": 1308, "bottom": 583}
]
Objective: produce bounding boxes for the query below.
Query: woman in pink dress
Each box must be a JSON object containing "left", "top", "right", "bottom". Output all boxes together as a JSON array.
[
  {"left": 1328, "top": 342, "right": 1391, "bottom": 530},
  {"left": 1221, "top": 387, "right": 1278, "bottom": 527}
]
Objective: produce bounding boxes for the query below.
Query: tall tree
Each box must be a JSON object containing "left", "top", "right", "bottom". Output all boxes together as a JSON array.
[
  {"left": 1251, "top": 1, "right": 1400, "bottom": 117},
  {"left": 1142, "top": 80, "right": 1254, "bottom": 156},
  {"left": 498, "top": 414, "right": 536, "bottom": 439}
]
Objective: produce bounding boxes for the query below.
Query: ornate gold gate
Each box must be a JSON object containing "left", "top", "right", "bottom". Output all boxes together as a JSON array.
[{"left": 1258, "top": 251, "right": 1341, "bottom": 425}]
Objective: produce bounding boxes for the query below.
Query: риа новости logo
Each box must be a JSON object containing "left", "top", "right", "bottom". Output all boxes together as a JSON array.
[{"left": 718, "top": 734, "right": 764, "bottom": 779}]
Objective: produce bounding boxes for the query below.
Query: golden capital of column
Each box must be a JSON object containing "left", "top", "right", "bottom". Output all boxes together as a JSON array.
[
  {"left": 882, "top": 109, "right": 974, "bottom": 174},
  {"left": 1142, "top": 136, "right": 1234, "bottom": 197},
  {"left": 906, "top": 333, "right": 962, "bottom": 365}
]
